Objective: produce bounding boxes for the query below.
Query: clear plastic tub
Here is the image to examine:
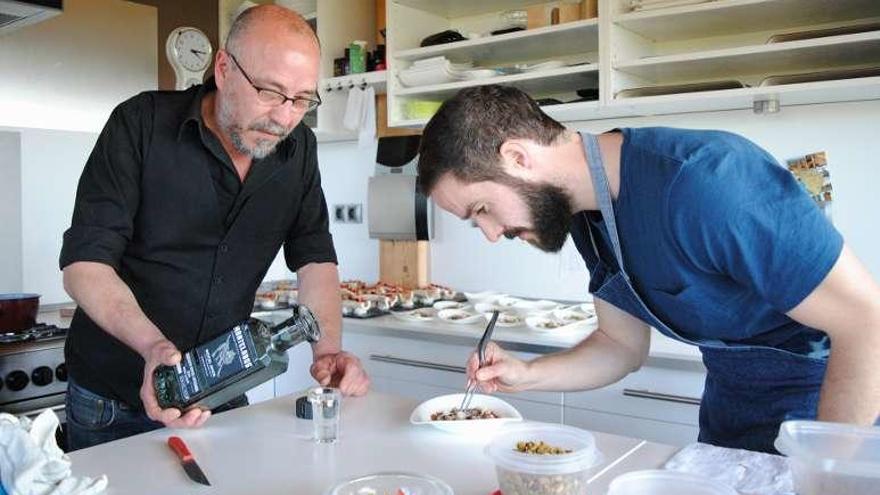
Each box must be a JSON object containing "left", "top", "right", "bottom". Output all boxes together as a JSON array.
[
  {"left": 607, "top": 470, "right": 738, "bottom": 495},
  {"left": 775, "top": 420, "right": 880, "bottom": 495},
  {"left": 484, "top": 422, "right": 603, "bottom": 495},
  {"left": 327, "top": 472, "right": 453, "bottom": 495}
]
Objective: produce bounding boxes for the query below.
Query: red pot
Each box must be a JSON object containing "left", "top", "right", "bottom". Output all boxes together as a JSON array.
[{"left": 0, "top": 293, "right": 40, "bottom": 332}]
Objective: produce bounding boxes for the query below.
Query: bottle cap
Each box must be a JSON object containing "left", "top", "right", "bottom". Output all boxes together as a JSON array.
[{"left": 295, "top": 395, "right": 312, "bottom": 419}]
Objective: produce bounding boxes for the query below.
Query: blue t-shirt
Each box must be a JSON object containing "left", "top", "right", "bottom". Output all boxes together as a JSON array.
[{"left": 573, "top": 127, "right": 843, "bottom": 357}]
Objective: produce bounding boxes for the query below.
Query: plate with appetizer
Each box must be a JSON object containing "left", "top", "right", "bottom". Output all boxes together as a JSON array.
[{"left": 410, "top": 393, "right": 522, "bottom": 434}]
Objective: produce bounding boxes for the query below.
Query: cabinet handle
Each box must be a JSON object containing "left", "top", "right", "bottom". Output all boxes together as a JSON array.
[
  {"left": 622, "top": 388, "right": 701, "bottom": 406},
  {"left": 369, "top": 354, "right": 466, "bottom": 374}
]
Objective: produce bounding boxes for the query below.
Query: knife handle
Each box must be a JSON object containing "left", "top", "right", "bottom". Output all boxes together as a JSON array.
[{"left": 167, "top": 436, "right": 194, "bottom": 462}]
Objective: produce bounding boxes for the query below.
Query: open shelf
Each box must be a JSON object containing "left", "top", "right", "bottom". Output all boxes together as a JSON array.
[
  {"left": 393, "top": 0, "right": 550, "bottom": 18},
  {"left": 614, "top": 31, "right": 880, "bottom": 82},
  {"left": 395, "top": 63, "right": 599, "bottom": 98},
  {"left": 395, "top": 19, "right": 599, "bottom": 65},
  {"left": 391, "top": 99, "right": 602, "bottom": 128},
  {"left": 613, "top": 0, "right": 880, "bottom": 42}
]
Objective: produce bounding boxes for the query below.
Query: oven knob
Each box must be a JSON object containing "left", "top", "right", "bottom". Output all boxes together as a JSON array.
[
  {"left": 5, "top": 370, "right": 29, "bottom": 391},
  {"left": 55, "top": 363, "right": 68, "bottom": 382},
  {"left": 31, "top": 366, "right": 54, "bottom": 387}
]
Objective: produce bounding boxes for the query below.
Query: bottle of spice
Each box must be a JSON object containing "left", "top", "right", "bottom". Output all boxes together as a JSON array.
[{"left": 349, "top": 40, "right": 367, "bottom": 74}]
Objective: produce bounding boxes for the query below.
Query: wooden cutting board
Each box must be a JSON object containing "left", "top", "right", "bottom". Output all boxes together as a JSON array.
[{"left": 379, "top": 240, "right": 429, "bottom": 289}]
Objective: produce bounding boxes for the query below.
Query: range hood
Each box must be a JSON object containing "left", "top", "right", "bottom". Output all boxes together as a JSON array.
[{"left": 0, "top": 0, "right": 62, "bottom": 35}]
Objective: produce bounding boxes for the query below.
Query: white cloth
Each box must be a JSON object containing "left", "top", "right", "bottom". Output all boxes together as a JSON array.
[
  {"left": 342, "top": 85, "right": 376, "bottom": 148},
  {"left": 0, "top": 410, "right": 107, "bottom": 495},
  {"left": 664, "top": 442, "right": 794, "bottom": 495}
]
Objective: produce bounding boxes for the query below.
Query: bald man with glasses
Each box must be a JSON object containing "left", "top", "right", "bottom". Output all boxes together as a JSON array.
[{"left": 60, "top": 5, "right": 369, "bottom": 450}]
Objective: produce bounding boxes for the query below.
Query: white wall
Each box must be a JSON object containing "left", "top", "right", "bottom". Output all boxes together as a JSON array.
[
  {"left": 316, "top": 99, "right": 880, "bottom": 301},
  {"left": 0, "top": 0, "right": 158, "bottom": 132},
  {"left": 0, "top": 132, "right": 23, "bottom": 293},
  {"left": 0, "top": 0, "right": 157, "bottom": 301}
]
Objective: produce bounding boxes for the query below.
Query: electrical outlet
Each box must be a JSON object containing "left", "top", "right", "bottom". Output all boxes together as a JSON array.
[
  {"left": 346, "top": 203, "right": 363, "bottom": 223},
  {"left": 333, "top": 204, "right": 346, "bottom": 223}
]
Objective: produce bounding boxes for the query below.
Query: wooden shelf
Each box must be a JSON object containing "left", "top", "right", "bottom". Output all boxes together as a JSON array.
[
  {"left": 395, "top": 63, "right": 599, "bottom": 99},
  {"left": 613, "top": 0, "right": 880, "bottom": 42},
  {"left": 393, "top": 0, "right": 550, "bottom": 18},
  {"left": 614, "top": 32, "right": 880, "bottom": 82},
  {"left": 394, "top": 19, "right": 599, "bottom": 65}
]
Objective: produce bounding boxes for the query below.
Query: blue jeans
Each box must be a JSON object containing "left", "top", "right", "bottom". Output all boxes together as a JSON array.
[{"left": 66, "top": 379, "right": 248, "bottom": 451}]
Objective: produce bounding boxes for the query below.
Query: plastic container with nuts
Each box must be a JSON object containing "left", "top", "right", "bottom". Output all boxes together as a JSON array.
[{"left": 485, "top": 422, "right": 603, "bottom": 495}]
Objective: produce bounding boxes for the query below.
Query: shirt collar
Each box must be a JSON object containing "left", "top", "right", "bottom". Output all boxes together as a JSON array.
[{"left": 176, "top": 77, "right": 216, "bottom": 141}]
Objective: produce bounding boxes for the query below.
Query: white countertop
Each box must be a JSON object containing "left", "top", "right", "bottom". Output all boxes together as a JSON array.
[
  {"left": 338, "top": 314, "right": 704, "bottom": 364},
  {"left": 68, "top": 392, "right": 679, "bottom": 495}
]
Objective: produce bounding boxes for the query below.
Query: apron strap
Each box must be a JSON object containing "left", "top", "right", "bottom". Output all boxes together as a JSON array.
[{"left": 582, "top": 132, "right": 629, "bottom": 281}]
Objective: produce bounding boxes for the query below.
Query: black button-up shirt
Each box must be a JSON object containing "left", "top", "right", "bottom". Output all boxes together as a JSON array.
[{"left": 60, "top": 80, "right": 337, "bottom": 408}]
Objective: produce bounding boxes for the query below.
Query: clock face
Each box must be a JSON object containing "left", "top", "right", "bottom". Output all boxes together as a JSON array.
[{"left": 173, "top": 28, "right": 212, "bottom": 72}]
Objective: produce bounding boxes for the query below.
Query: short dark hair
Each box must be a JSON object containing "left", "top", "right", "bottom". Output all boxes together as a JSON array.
[{"left": 417, "top": 85, "right": 565, "bottom": 194}]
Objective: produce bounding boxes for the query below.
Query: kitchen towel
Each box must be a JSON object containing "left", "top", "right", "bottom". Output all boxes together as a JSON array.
[
  {"left": 664, "top": 442, "right": 794, "bottom": 495},
  {"left": 0, "top": 410, "right": 107, "bottom": 495},
  {"left": 342, "top": 85, "right": 377, "bottom": 148}
]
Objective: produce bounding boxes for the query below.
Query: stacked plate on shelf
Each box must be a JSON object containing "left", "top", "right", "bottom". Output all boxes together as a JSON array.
[{"left": 397, "top": 57, "right": 473, "bottom": 87}]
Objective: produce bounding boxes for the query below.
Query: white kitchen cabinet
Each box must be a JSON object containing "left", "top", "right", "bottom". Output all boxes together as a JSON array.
[
  {"left": 375, "top": 0, "right": 880, "bottom": 128},
  {"left": 563, "top": 362, "right": 705, "bottom": 446}
]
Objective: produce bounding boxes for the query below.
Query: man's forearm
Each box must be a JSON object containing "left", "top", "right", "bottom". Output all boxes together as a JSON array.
[
  {"left": 63, "top": 261, "right": 166, "bottom": 357},
  {"left": 296, "top": 262, "right": 342, "bottom": 357},
  {"left": 817, "top": 320, "right": 880, "bottom": 424},
  {"left": 522, "top": 328, "right": 645, "bottom": 392}
]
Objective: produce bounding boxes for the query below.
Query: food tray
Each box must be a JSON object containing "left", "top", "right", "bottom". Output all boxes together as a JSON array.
[
  {"left": 616, "top": 80, "right": 747, "bottom": 99},
  {"left": 766, "top": 22, "right": 880, "bottom": 44},
  {"left": 759, "top": 66, "right": 880, "bottom": 86}
]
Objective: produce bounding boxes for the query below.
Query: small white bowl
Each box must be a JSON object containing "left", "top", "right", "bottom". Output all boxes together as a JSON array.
[
  {"left": 437, "top": 308, "right": 483, "bottom": 324},
  {"left": 410, "top": 393, "right": 523, "bottom": 434},
  {"left": 553, "top": 308, "right": 597, "bottom": 325},
  {"left": 393, "top": 308, "right": 436, "bottom": 322},
  {"left": 433, "top": 300, "right": 469, "bottom": 311},
  {"left": 526, "top": 315, "right": 596, "bottom": 336},
  {"left": 482, "top": 310, "right": 524, "bottom": 328},
  {"left": 474, "top": 302, "right": 503, "bottom": 314}
]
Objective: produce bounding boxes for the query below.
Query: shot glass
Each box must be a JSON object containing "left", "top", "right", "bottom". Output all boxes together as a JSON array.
[{"left": 307, "top": 386, "right": 342, "bottom": 443}]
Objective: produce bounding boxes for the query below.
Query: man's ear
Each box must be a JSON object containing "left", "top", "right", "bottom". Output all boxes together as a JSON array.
[
  {"left": 214, "top": 50, "right": 230, "bottom": 88},
  {"left": 498, "top": 139, "right": 533, "bottom": 178}
]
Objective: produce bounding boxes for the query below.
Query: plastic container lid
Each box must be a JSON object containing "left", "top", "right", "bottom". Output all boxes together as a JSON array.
[
  {"left": 327, "top": 472, "right": 453, "bottom": 495},
  {"left": 775, "top": 420, "right": 880, "bottom": 478},
  {"left": 484, "top": 422, "right": 603, "bottom": 475},
  {"left": 607, "top": 470, "right": 738, "bottom": 495}
]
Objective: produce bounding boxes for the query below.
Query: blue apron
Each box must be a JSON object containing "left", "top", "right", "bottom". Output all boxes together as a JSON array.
[{"left": 574, "top": 132, "right": 827, "bottom": 453}]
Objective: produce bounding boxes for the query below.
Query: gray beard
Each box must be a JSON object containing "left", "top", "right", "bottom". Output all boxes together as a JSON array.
[{"left": 217, "top": 96, "right": 290, "bottom": 159}]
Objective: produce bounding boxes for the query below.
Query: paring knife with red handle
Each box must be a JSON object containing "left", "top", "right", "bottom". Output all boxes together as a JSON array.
[{"left": 167, "top": 436, "right": 211, "bottom": 486}]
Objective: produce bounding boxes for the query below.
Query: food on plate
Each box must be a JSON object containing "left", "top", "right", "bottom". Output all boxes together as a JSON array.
[
  {"left": 430, "top": 407, "right": 499, "bottom": 421},
  {"left": 496, "top": 468, "right": 584, "bottom": 495},
  {"left": 515, "top": 440, "right": 572, "bottom": 455},
  {"left": 499, "top": 313, "right": 522, "bottom": 324},
  {"left": 536, "top": 320, "right": 563, "bottom": 329},
  {"left": 445, "top": 312, "right": 468, "bottom": 320}
]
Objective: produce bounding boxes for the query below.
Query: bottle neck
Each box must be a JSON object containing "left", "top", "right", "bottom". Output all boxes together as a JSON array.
[{"left": 269, "top": 305, "right": 321, "bottom": 352}]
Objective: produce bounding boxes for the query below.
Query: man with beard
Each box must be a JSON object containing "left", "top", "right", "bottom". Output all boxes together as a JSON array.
[
  {"left": 59, "top": 5, "right": 369, "bottom": 450},
  {"left": 417, "top": 85, "right": 880, "bottom": 453}
]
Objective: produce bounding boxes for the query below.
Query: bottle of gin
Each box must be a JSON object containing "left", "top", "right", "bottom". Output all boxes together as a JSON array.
[{"left": 153, "top": 304, "right": 320, "bottom": 411}]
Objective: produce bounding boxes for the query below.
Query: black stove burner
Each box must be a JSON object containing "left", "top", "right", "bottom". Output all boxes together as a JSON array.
[{"left": 0, "top": 323, "right": 67, "bottom": 344}]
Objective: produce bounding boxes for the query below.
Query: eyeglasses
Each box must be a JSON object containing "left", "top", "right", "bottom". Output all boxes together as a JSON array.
[{"left": 226, "top": 51, "right": 321, "bottom": 112}]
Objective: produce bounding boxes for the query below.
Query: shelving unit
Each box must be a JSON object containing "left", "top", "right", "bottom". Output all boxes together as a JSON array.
[
  {"left": 387, "top": 0, "right": 601, "bottom": 127},
  {"left": 310, "top": 0, "right": 880, "bottom": 139}
]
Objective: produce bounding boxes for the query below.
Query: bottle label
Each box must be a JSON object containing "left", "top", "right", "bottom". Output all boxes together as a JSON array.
[{"left": 174, "top": 324, "right": 259, "bottom": 401}]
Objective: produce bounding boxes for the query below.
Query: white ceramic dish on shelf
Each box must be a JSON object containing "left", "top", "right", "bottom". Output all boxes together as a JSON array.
[{"left": 410, "top": 393, "right": 523, "bottom": 434}]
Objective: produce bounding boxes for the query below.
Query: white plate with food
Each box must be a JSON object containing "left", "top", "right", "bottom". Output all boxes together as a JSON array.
[
  {"left": 433, "top": 300, "right": 470, "bottom": 311},
  {"left": 482, "top": 310, "right": 525, "bottom": 328},
  {"left": 552, "top": 307, "right": 597, "bottom": 325},
  {"left": 392, "top": 308, "right": 436, "bottom": 322},
  {"left": 436, "top": 308, "right": 483, "bottom": 324},
  {"left": 526, "top": 315, "right": 596, "bottom": 335},
  {"left": 410, "top": 393, "right": 522, "bottom": 434}
]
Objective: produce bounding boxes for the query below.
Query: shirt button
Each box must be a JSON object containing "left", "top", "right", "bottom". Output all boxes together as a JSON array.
[{"left": 219, "top": 244, "right": 229, "bottom": 253}]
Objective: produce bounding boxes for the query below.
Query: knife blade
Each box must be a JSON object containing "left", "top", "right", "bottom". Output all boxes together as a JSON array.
[{"left": 167, "top": 436, "right": 211, "bottom": 486}]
